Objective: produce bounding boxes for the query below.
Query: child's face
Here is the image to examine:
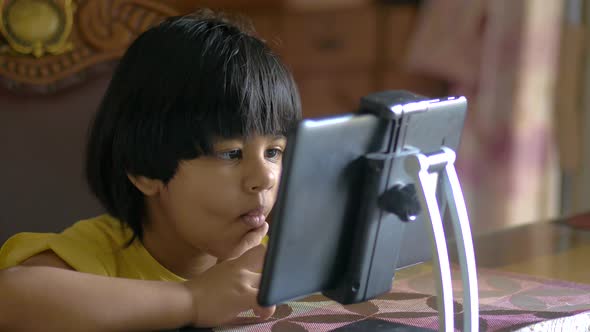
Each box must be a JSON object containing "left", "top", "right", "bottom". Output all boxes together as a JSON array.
[{"left": 156, "top": 134, "right": 286, "bottom": 260}]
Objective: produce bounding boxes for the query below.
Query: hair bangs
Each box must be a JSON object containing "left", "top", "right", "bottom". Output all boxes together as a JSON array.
[{"left": 183, "top": 33, "right": 301, "bottom": 156}]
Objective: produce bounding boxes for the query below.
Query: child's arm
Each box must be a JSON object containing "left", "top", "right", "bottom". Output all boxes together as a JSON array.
[
  {"left": 0, "top": 245, "right": 274, "bottom": 331},
  {"left": 0, "top": 263, "right": 192, "bottom": 331}
]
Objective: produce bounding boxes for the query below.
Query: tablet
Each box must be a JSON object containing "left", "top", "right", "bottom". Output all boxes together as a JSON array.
[{"left": 258, "top": 91, "right": 467, "bottom": 306}]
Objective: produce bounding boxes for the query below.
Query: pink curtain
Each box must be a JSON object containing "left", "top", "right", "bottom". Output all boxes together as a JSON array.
[{"left": 405, "top": 0, "right": 563, "bottom": 233}]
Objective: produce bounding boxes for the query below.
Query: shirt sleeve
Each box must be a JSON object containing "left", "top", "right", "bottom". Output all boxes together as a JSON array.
[
  {"left": 0, "top": 232, "right": 56, "bottom": 269},
  {"left": 0, "top": 221, "right": 117, "bottom": 276}
]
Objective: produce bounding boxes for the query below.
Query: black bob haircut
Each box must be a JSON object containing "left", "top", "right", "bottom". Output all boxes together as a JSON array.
[{"left": 85, "top": 10, "right": 302, "bottom": 242}]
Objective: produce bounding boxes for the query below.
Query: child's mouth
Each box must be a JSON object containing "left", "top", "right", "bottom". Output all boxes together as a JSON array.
[{"left": 240, "top": 210, "right": 266, "bottom": 229}]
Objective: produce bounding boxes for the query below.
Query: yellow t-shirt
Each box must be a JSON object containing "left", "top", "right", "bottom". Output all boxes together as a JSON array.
[{"left": 0, "top": 214, "right": 185, "bottom": 282}]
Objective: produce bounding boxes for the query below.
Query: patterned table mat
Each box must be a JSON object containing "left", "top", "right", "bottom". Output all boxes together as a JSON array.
[{"left": 203, "top": 264, "right": 590, "bottom": 332}]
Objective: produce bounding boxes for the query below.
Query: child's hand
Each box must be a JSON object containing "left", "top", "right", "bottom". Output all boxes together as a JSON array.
[{"left": 184, "top": 244, "right": 275, "bottom": 327}]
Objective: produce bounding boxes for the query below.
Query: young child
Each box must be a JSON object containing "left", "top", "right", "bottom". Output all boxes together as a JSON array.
[{"left": 0, "top": 9, "right": 301, "bottom": 331}]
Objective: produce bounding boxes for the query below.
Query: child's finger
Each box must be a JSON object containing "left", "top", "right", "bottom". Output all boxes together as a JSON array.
[
  {"left": 242, "top": 285, "right": 275, "bottom": 319},
  {"left": 252, "top": 304, "right": 275, "bottom": 319},
  {"left": 239, "top": 269, "right": 262, "bottom": 289},
  {"left": 234, "top": 244, "right": 266, "bottom": 272},
  {"left": 238, "top": 222, "right": 269, "bottom": 254},
  {"left": 232, "top": 284, "right": 274, "bottom": 316}
]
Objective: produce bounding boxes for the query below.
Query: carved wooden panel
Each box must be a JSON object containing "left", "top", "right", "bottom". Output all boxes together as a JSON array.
[{"left": 0, "top": 0, "right": 178, "bottom": 93}]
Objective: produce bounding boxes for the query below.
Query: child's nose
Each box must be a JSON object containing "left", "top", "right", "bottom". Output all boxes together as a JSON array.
[{"left": 243, "top": 160, "right": 276, "bottom": 193}]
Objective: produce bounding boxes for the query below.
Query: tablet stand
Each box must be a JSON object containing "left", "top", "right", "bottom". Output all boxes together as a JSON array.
[
  {"left": 405, "top": 148, "right": 479, "bottom": 332},
  {"left": 363, "top": 92, "right": 479, "bottom": 332}
]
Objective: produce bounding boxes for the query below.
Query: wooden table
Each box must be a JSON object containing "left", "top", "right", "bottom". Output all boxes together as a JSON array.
[{"left": 462, "top": 219, "right": 590, "bottom": 284}]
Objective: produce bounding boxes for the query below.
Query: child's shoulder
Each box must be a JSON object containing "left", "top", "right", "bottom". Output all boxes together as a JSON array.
[
  {"left": 63, "top": 214, "right": 132, "bottom": 247},
  {"left": 0, "top": 214, "right": 130, "bottom": 274}
]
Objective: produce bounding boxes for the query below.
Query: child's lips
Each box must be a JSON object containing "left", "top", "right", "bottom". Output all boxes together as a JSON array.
[{"left": 240, "top": 212, "right": 266, "bottom": 229}]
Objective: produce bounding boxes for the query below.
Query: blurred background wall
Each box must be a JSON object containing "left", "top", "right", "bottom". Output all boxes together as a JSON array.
[
  {"left": 406, "top": 0, "right": 564, "bottom": 234},
  {"left": 0, "top": 0, "right": 582, "bottom": 243}
]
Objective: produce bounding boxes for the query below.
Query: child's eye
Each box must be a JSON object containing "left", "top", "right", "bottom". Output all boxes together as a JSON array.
[
  {"left": 217, "top": 149, "right": 243, "bottom": 161},
  {"left": 265, "top": 148, "right": 283, "bottom": 161}
]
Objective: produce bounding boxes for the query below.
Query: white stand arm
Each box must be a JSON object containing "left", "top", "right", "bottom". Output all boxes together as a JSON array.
[{"left": 405, "top": 147, "right": 479, "bottom": 332}]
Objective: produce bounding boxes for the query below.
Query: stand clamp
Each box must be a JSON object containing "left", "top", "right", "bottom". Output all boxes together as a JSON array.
[{"left": 362, "top": 91, "right": 479, "bottom": 332}]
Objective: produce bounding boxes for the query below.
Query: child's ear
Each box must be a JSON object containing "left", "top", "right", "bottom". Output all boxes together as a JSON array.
[{"left": 127, "top": 173, "right": 164, "bottom": 196}]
